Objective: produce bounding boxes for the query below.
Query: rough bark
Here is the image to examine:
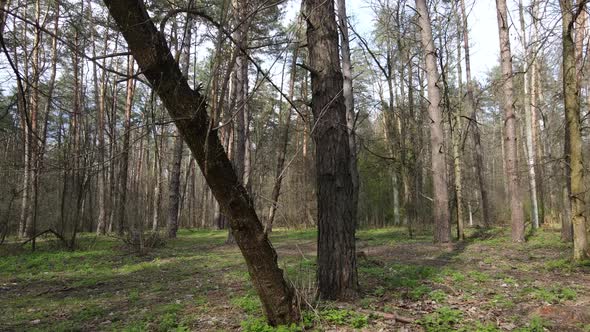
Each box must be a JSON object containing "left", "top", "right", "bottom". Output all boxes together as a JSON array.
[
  {"left": 102, "top": 0, "right": 298, "bottom": 324},
  {"left": 416, "top": 0, "right": 451, "bottom": 243},
  {"left": 304, "top": 0, "right": 358, "bottom": 299},
  {"left": 495, "top": 0, "right": 525, "bottom": 242},
  {"left": 560, "top": 0, "right": 588, "bottom": 260}
]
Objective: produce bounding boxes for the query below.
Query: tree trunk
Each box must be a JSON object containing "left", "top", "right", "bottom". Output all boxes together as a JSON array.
[
  {"left": 102, "top": 0, "right": 298, "bottom": 324},
  {"left": 266, "top": 36, "right": 299, "bottom": 233},
  {"left": 496, "top": 0, "right": 525, "bottom": 242},
  {"left": 227, "top": 0, "right": 251, "bottom": 244},
  {"left": 416, "top": 0, "right": 451, "bottom": 243},
  {"left": 337, "top": 0, "right": 359, "bottom": 230},
  {"left": 518, "top": 0, "right": 540, "bottom": 229},
  {"left": 560, "top": 0, "right": 588, "bottom": 260},
  {"left": 93, "top": 8, "right": 109, "bottom": 235},
  {"left": 459, "top": 0, "right": 491, "bottom": 227},
  {"left": 167, "top": 11, "right": 194, "bottom": 239},
  {"left": 117, "top": 54, "right": 136, "bottom": 235},
  {"left": 304, "top": 0, "right": 358, "bottom": 299}
]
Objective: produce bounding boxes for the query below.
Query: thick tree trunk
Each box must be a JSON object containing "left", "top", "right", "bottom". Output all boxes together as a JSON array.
[
  {"left": 495, "top": 0, "right": 525, "bottom": 242},
  {"left": 416, "top": 0, "right": 450, "bottom": 243},
  {"left": 102, "top": 0, "right": 298, "bottom": 324},
  {"left": 304, "top": 0, "right": 358, "bottom": 299},
  {"left": 560, "top": 0, "right": 588, "bottom": 260}
]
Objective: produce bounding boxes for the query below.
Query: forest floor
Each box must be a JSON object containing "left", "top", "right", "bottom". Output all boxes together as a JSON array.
[{"left": 1, "top": 226, "right": 589, "bottom": 332}]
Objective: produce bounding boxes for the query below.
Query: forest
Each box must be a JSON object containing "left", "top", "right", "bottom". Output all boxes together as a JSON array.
[{"left": 0, "top": 0, "right": 589, "bottom": 330}]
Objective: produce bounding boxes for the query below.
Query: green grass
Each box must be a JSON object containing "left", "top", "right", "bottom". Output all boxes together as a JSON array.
[{"left": 1, "top": 227, "right": 588, "bottom": 331}]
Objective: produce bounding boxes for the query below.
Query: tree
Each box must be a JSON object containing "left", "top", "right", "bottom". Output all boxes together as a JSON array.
[
  {"left": 167, "top": 7, "right": 194, "bottom": 239},
  {"left": 101, "top": 0, "right": 298, "bottom": 324},
  {"left": 518, "top": 0, "right": 540, "bottom": 230},
  {"left": 416, "top": 0, "right": 450, "bottom": 243},
  {"left": 337, "top": 0, "right": 359, "bottom": 229},
  {"left": 495, "top": 0, "right": 525, "bottom": 242},
  {"left": 303, "top": 0, "right": 358, "bottom": 299},
  {"left": 459, "top": 0, "right": 491, "bottom": 228},
  {"left": 559, "top": 0, "right": 588, "bottom": 261}
]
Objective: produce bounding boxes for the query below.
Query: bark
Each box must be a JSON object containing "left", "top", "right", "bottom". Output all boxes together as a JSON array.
[
  {"left": 519, "top": 0, "right": 540, "bottom": 229},
  {"left": 495, "top": 0, "right": 525, "bottom": 242},
  {"left": 416, "top": 0, "right": 450, "bottom": 243},
  {"left": 167, "top": 135, "right": 183, "bottom": 238},
  {"left": 102, "top": 0, "right": 298, "bottom": 324},
  {"left": 304, "top": 0, "right": 358, "bottom": 299},
  {"left": 560, "top": 0, "right": 588, "bottom": 260}
]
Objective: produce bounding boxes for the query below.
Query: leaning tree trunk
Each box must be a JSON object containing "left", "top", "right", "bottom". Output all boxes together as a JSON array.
[
  {"left": 495, "top": 0, "right": 525, "bottom": 242},
  {"left": 560, "top": 0, "right": 588, "bottom": 261},
  {"left": 416, "top": 0, "right": 451, "bottom": 243},
  {"left": 102, "top": 0, "right": 298, "bottom": 325},
  {"left": 304, "top": 0, "right": 358, "bottom": 300}
]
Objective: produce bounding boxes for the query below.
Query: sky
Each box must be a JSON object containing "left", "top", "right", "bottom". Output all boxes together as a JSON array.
[{"left": 283, "top": 0, "right": 503, "bottom": 80}]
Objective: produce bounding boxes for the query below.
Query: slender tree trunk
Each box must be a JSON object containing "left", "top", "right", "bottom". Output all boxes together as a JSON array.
[
  {"left": 304, "top": 0, "right": 358, "bottom": 300},
  {"left": 519, "top": 0, "right": 540, "bottom": 229},
  {"left": 560, "top": 0, "right": 588, "bottom": 260},
  {"left": 416, "top": 0, "right": 450, "bottom": 243},
  {"left": 266, "top": 37, "right": 299, "bottom": 233},
  {"left": 167, "top": 11, "right": 194, "bottom": 239},
  {"left": 496, "top": 0, "right": 525, "bottom": 242},
  {"left": 94, "top": 9, "right": 109, "bottom": 235},
  {"left": 152, "top": 121, "right": 163, "bottom": 231},
  {"left": 530, "top": 0, "right": 545, "bottom": 225},
  {"left": 459, "top": 0, "right": 491, "bottom": 227},
  {"left": 453, "top": 12, "right": 465, "bottom": 240},
  {"left": 117, "top": 54, "right": 136, "bottom": 235},
  {"left": 337, "top": 0, "right": 359, "bottom": 230},
  {"left": 102, "top": 1, "right": 298, "bottom": 324}
]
